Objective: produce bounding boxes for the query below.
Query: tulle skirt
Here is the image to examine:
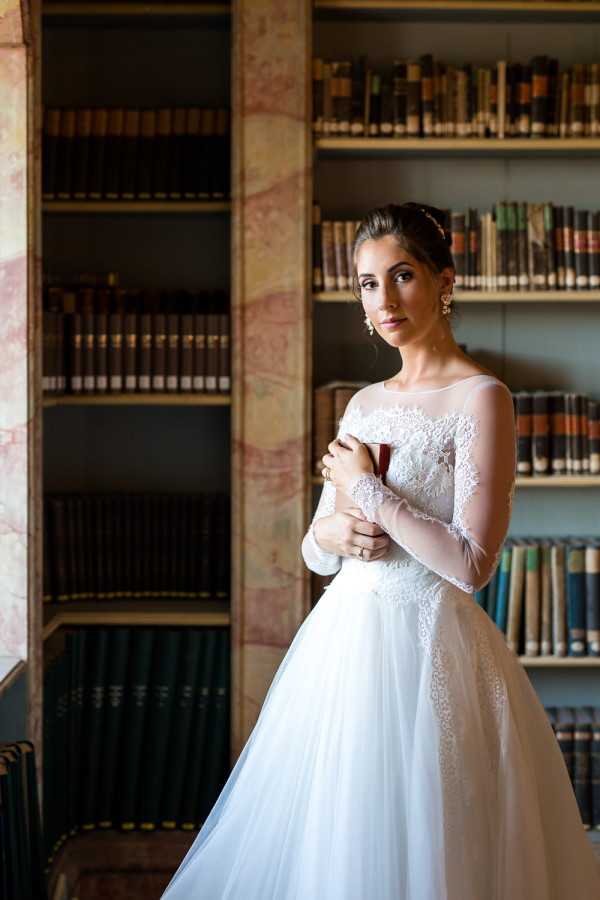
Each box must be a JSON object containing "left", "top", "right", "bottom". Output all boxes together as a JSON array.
[{"left": 161, "top": 559, "right": 600, "bottom": 899}]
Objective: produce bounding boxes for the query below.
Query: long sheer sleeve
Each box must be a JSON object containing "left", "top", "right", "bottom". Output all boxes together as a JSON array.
[
  {"left": 301, "top": 478, "right": 343, "bottom": 576},
  {"left": 345, "top": 380, "right": 516, "bottom": 594}
]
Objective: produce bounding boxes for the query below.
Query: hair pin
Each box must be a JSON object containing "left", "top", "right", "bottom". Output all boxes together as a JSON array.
[{"left": 419, "top": 207, "right": 446, "bottom": 241}]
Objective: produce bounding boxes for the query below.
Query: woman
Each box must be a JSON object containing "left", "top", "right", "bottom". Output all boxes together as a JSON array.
[{"left": 161, "top": 202, "right": 600, "bottom": 899}]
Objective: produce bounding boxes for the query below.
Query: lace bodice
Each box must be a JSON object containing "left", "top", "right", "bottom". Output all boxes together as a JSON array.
[{"left": 302, "top": 373, "right": 517, "bottom": 594}]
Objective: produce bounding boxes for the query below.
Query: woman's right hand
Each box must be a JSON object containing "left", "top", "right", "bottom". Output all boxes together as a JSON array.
[{"left": 312, "top": 509, "right": 392, "bottom": 561}]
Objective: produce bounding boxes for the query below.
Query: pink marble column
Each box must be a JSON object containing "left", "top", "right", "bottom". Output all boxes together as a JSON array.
[
  {"left": 0, "top": 0, "right": 43, "bottom": 772},
  {"left": 231, "top": 0, "right": 312, "bottom": 757}
]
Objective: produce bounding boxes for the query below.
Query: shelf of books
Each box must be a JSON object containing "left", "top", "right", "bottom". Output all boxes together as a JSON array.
[
  {"left": 310, "top": 1, "right": 600, "bottom": 846},
  {"left": 39, "top": 1, "right": 234, "bottom": 888}
]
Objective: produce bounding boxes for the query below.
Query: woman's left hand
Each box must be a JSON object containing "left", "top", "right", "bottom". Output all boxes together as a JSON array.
[{"left": 322, "top": 434, "right": 375, "bottom": 495}]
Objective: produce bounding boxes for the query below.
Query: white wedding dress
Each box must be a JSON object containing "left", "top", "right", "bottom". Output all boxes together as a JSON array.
[{"left": 161, "top": 373, "right": 600, "bottom": 899}]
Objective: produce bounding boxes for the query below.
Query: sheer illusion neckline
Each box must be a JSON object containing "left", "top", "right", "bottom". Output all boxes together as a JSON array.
[{"left": 379, "top": 373, "right": 488, "bottom": 395}]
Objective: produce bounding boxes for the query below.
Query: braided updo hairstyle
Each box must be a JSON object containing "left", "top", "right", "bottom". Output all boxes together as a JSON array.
[{"left": 351, "top": 202, "right": 455, "bottom": 315}]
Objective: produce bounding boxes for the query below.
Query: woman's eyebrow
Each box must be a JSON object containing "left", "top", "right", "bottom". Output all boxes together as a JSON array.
[{"left": 358, "top": 260, "right": 414, "bottom": 278}]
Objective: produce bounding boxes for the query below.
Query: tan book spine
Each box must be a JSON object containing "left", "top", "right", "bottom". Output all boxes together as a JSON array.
[
  {"left": 524, "top": 544, "right": 540, "bottom": 656},
  {"left": 540, "top": 543, "right": 553, "bottom": 656},
  {"left": 551, "top": 543, "right": 567, "bottom": 656},
  {"left": 321, "top": 220, "right": 336, "bottom": 292},
  {"left": 333, "top": 221, "right": 348, "bottom": 291}
]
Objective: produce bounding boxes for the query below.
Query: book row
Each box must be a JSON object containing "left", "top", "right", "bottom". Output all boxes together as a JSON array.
[
  {"left": 43, "top": 626, "right": 230, "bottom": 868},
  {"left": 312, "top": 381, "right": 600, "bottom": 478},
  {"left": 476, "top": 539, "right": 600, "bottom": 658},
  {"left": 42, "top": 106, "right": 230, "bottom": 202},
  {"left": 43, "top": 492, "right": 230, "bottom": 605},
  {"left": 546, "top": 706, "right": 600, "bottom": 830},
  {"left": 313, "top": 56, "right": 600, "bottom": 139},
  {"left": 313, "top": 203, "right": 600, "bottom": 293},
  {"left": 42, "top": 287, "right": 230, "bottom": 395},
  {"left": 0, "top": 742, "right": 46, "bottom": 900}
]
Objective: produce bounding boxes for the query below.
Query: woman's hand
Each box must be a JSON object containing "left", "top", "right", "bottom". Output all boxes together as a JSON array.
[
  {"left": 313, "top": 509, "right": 392, "bottom": 562},
  {"left": 321, "top": 434, "right": 375, "bottom": 496}
]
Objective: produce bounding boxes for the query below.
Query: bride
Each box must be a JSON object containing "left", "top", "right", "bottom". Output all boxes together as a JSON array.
[{"left": 161, "top": 202, "right": 600, "bottom": 898}]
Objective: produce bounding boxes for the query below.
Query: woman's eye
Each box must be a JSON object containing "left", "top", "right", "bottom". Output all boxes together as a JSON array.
[
  {"left": 395, "top": 271, "right": 411, "bottom": 282},
  {"left": 360, "top": 281, "right": 376, "bottom": 290}
]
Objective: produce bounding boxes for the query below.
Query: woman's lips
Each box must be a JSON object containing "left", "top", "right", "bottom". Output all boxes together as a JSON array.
[{"left": 381, "top": 317, "right": 407, "bottom": 330}]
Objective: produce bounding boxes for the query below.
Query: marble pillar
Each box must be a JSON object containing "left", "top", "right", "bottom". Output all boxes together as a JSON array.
[{"left": 231, "top": 0, "right": 312, "bottom": 757}]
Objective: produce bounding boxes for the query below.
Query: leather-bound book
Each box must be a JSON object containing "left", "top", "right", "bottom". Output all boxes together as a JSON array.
[
  {"left": 524, "top": 543, "right": 540, "bottom": 656},
  {"left": 206, "top": 307, "right": 219, "bottom": 393},
  {"left": 96, "top": 628, "right": 130, "bottom": 829},
  {"left": 183, "top": 107, "right": 200, "bottom": 200},
  {"left": 72, "top": 108, "right": 92, "bottom": 200},
  {"left": 334, "top": 442, "right": 391, "bottom": 513},
  {"left": 108, "top": 311, "right": 123, "bottom": 392},
  {"left": 166, "top": 312, "right": 180, "bottom": 392},
  {"left": 566, "top": 543, "right": 586, "bottom": 656},
  {"left": 193, "top": 307, "right": 207, "bottom": 392},
  {"left": 589, "top": 400, "right": 600, "bottom": 475},
  {"left": 573, "top": 707, "right": 593, "bottom": 829},
  {"left": 81, "top": 288, "right": 96, "bottom": 393},
  {"left": 152, "top": 312, "right": 166, "bottom": 392},
  {"left": 312, "top": 205, "right": 323, "bottom": 291},
  {"left": 160, "top": 629, "right": 203, "bottom": 829},
  {"left": 506, "top": 541, "right": 526, "bottom": 654},
  {"left": 124, "top": 312, "right": 138, "bottom": 392},
  {"left": 556, "top": 707, "right": 576, "bottom": 784},
  {"left": 214, "top": 107, "right": 229, "bottom": 199},
  {"left": 589, "top": 210, "right": 600, "bottom": 290},
  {"left": 540, "top": 541, "right": 553, "bottom": 656},
  {"left": 56, "top": 107, "right": 76, "bottom": 199},
  {"left": 137, "top": 108, "right": 156, "bottom": 200},
  {"left": 514, "top": 391, "right": 532, "bottom": 476},
  {"left": 168, "top": 107, "right": 186, "bottom": 200},
  {"left": 95, "top": 308, "right": 108, "bottom": 393},
  {"left": 153, "top": 107, "right": 172, "bottom": 200},
  {"left": 43, "top": 106, "right": 61, "bottom": 200},
  {"left": 180, "top": 312, "right": 194, "bottom": 392},
  {"left": 549, "top": 390, "right": 567, "bottom": 475},
  {"left": 199, "top": 107, "right": 215, "bottom": 200},
  {"left": 532, "top": 390, "right": 550, "bottom": 475},
  {"left": 104, "top": 107, "right": 123, "bottom": 200},
  {"left": 121, "top": 108, "right": 140, "bottom": 201},
  {"left": 218, "top": 310, "right": 230, "bottom": 393},
  {"left": 531, "top": 55, "right": 548, "bottom": 136},
  {"left": 88, "top": 108, "right": 108, "bottom": 200},
  {"left": 551, "top": 542, "right": 567, "bottom": 656},
  {"left": 139, "top": 312, "right": 152, "bottom": 392}
]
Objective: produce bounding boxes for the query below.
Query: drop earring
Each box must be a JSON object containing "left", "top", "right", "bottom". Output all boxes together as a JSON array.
[
  {"left": 364, "top": 314, "right": 375, "bottom": 335},
  {"left": 440, "top": 292, "right": 453, "bottom": 316}
]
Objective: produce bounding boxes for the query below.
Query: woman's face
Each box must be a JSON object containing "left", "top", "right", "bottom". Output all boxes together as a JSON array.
[{"left": 355, "top": 234, "right": 454, "bottom": 347}]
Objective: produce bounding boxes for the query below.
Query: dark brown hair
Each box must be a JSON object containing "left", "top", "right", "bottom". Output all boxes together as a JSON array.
[{"left": 351, "top": 202, "right": 455, "bottom": 302}]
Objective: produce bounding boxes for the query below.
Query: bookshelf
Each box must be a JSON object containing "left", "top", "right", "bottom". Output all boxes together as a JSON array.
[
  {"left": 34, "top": 0, "right": 235, "bottom": 886},
  {"left": 310, "top": 0, "right": 600, "bottom": 849}
]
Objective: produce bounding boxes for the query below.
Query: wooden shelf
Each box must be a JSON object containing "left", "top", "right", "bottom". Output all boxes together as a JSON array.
[
  {"left": 316, "top": 137, "right": 600, "bottom": 156},
  {"left": 42, "top": 200, "right": 230, "bottom": 214},
  {"left": 315, "top": 0, "right": 600, "bottom": 18},
  {"left": 312, "top": 474, "right": 600, "bottom": 487},
  {"left": 43, "top": 393, "right": 231, "bottom": 407},
  {"left": 43, "top": 599, "right": 230, "bottom": 641},
  {"left": 43, "top": 2, "right": 231, "bottom": 18},
  {"left": 315, "top": 290, "right": 600, "bottom": 303},
  {"left": 519, "top": 655, "right": 600, "bottom": 667}
]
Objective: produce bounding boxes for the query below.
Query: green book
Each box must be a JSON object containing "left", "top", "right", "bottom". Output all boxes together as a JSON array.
[
  {"left": 138, "top": 628, "right": 181, "bottom": 830},
  {"left": 197, "top": 629, "right": 231, "bottom": 823},
  {"left": 96, "top": 628, "right": 131, "bottom": 828},
  {"left": 160, "top": 628, "right": 204, "bottom": 829},
  {"left": 80, "top": 628, "right": 109, "bottom": 831},
  {"left": 494, "top": 544, "right": 513, "bottom": 635},
  {"left": 179, "top": 628, "right": 218, "bottom": 829},
  {"left": 118, "top": 628, "right": 155, "bottom": 831}
]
